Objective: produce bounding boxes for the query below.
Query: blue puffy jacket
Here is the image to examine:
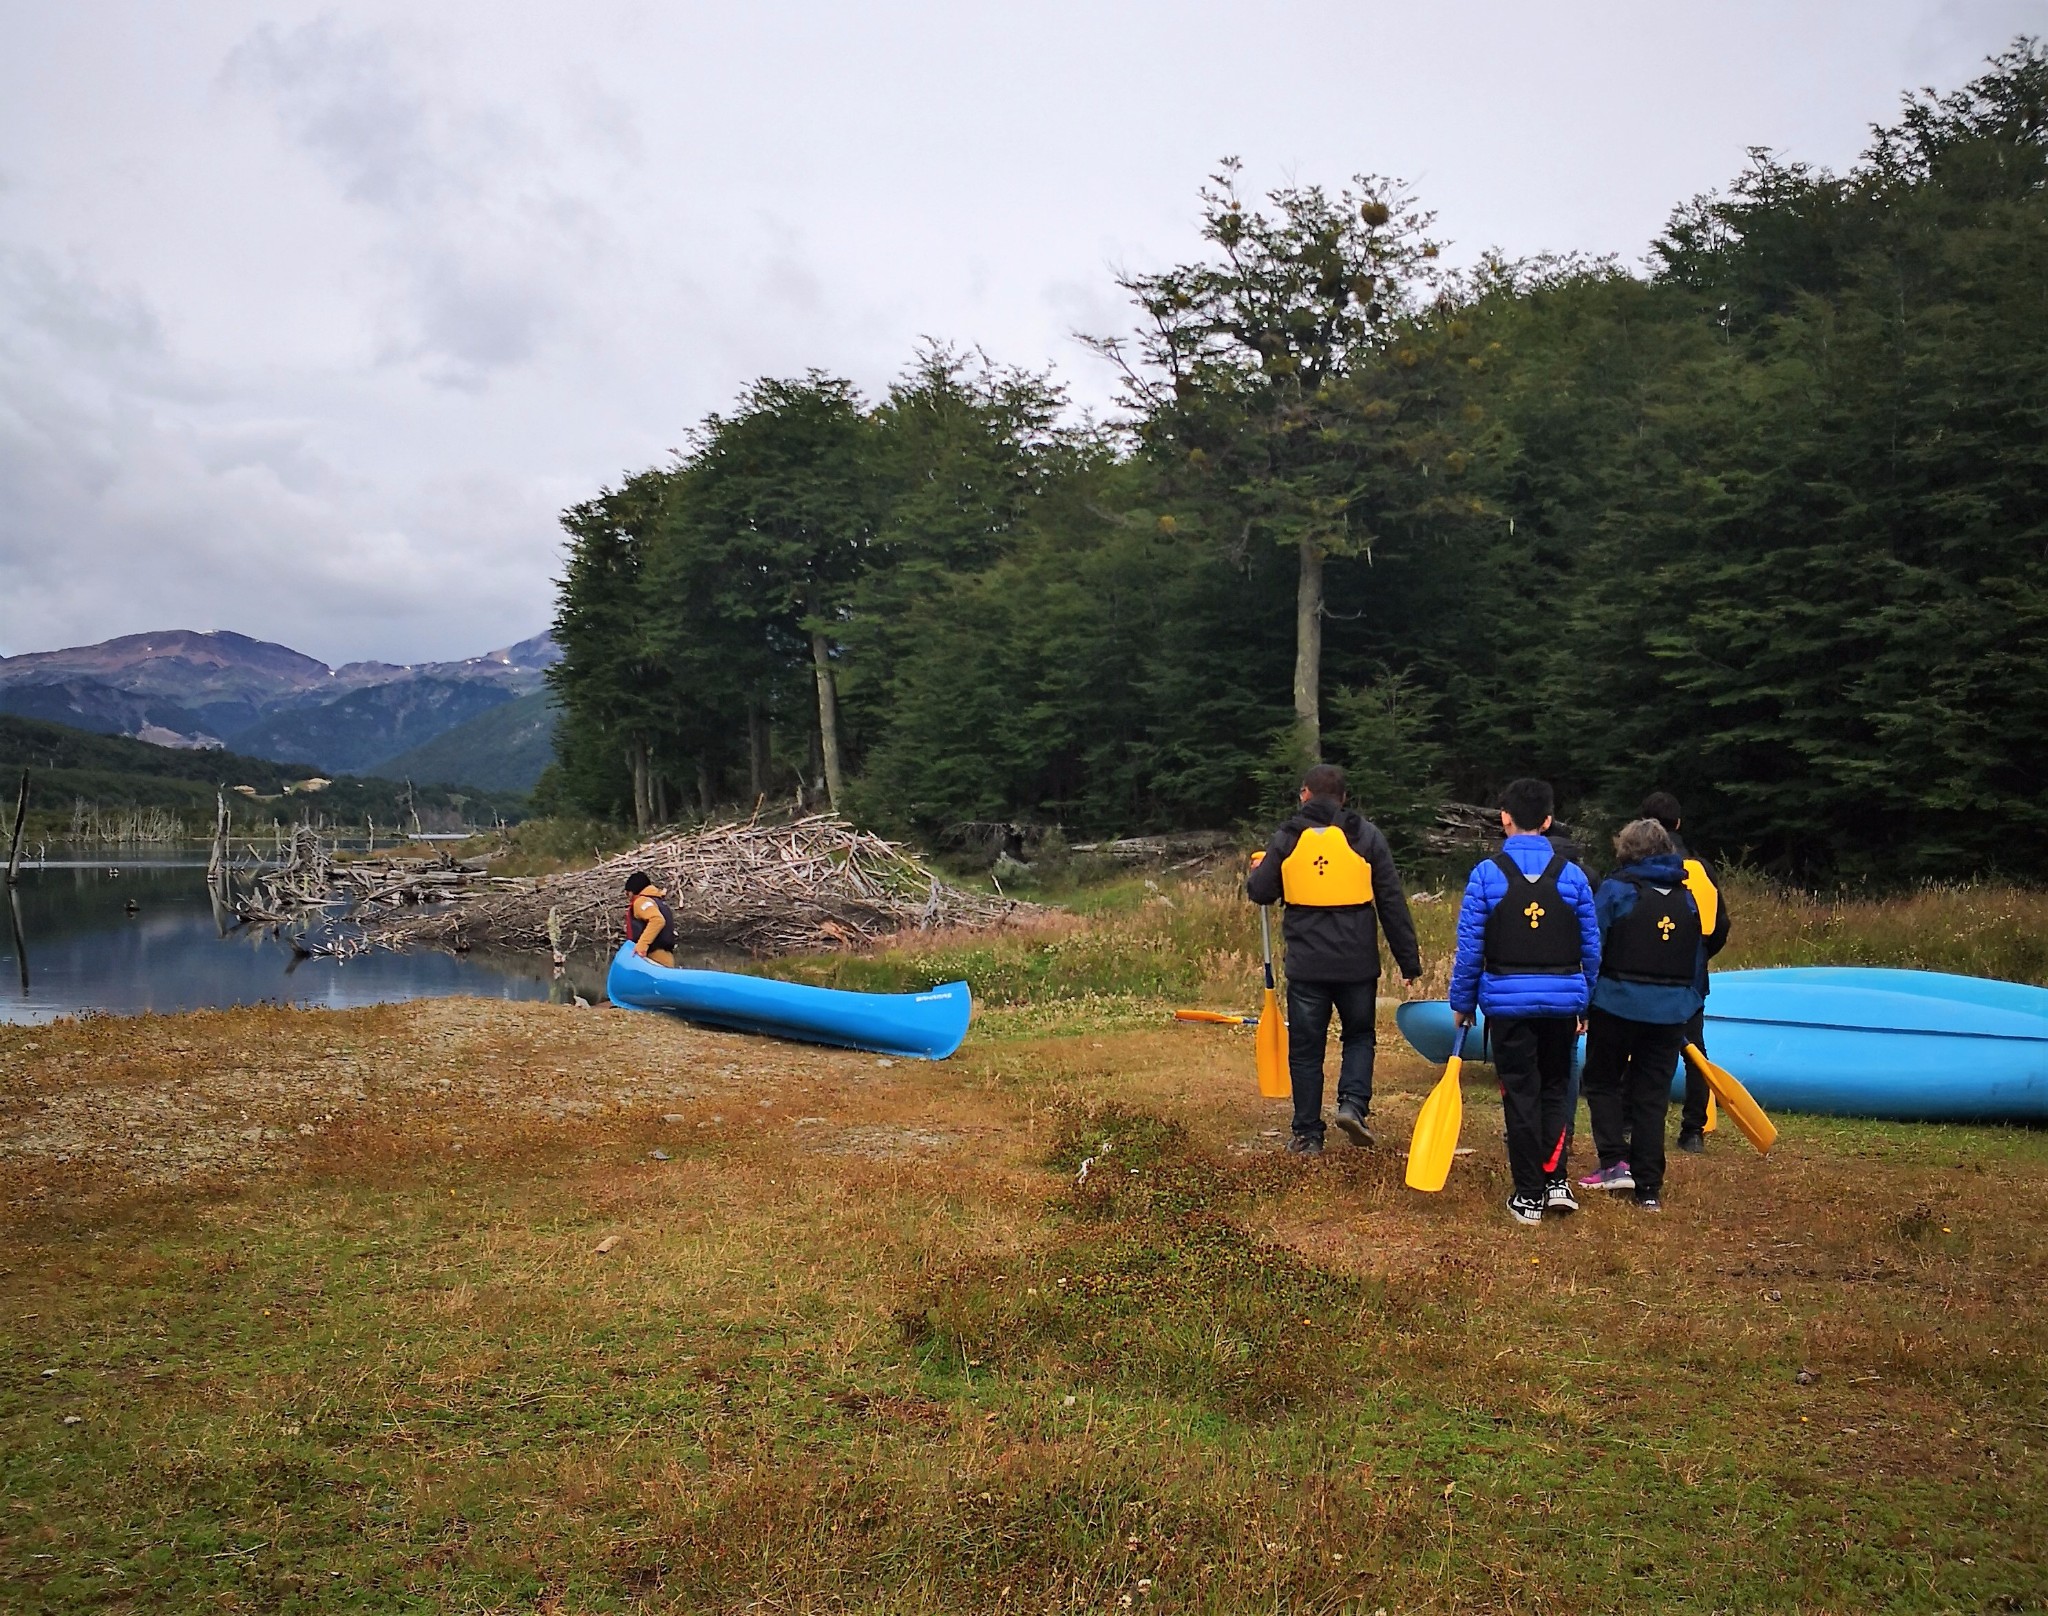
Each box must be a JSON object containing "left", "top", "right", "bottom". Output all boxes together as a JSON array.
[
  {"left": 1590, "top": 855, "right": 1707, "bottom": 1024},
  {"left": 1448, "top": 835, "right": 1601, "bottom": 1019}
]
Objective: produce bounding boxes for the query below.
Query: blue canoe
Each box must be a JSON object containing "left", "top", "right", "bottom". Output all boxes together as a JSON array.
[
  {"left": 1393, "top": 967, "right": 2048, "bottom": 1122},
  {"left": 605, "top": 944, "right": 972, "bottom": 1060}
]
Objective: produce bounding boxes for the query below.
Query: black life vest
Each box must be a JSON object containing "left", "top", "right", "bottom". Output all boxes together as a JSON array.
[
  {"left": 1482, "top": 852, "right": 1583, "bottom": 975},
  {"left": 1602, "top": 875, "right": 1702, "bottom": 986},
  {"left": 625, "top": 891, "right": 678, "bottom": 953}
]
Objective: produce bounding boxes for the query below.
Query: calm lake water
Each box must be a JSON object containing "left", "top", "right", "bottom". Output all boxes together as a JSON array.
[{"left": 1, "top": 851, "right": 587, "bottom": 1025}]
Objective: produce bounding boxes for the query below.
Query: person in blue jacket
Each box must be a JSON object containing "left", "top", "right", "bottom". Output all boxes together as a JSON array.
[
  {"left": 1638, "top": 791, "right": 1731, "bottom": 1153},
  {"left": 1448, "top": 778, "right": 1602, "bottom": 1226},
  {"left": 1575, "top": 818, "right": 1707, "bottom": 1211}
]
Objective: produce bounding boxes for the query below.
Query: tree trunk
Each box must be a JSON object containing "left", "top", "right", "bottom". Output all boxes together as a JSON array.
[
  {"left": 810, "top": 628, "right": 846, "bottom": 810},
  {"left": 747, "top": 707, "right": 767, "bottom": 801},
  {"left": 6, "top": 768, "right": 30, "bottom": 886},
  {"left": 625, "top": 741, "right": 650, "bottom": 833},
  {"left": 653, "top": 769, "right": 669, "bottom": 826},
  {"left": 696, "top": 759, "right": 713, "bottom": 817},
  {"left": 1293, "top": 536, "right": 1325, "bottom": 754}
]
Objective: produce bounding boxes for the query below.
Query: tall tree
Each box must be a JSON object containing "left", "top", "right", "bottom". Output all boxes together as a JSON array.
[
  {"left": 551, "top": 474, "right": 674, "bottom": 830},
  {"left": 1091, "top": 159, "right": 1453, "bottom": 753},
  {"left": 654, "top": 375, "right": 880, "bottom": 809}
]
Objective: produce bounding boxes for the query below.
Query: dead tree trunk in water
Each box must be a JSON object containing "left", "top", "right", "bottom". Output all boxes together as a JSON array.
[
  {"left": 4, "top": 769, "right": 28, "bottom": 887},
  {"left": 206, "top": 791, "right": 231, "bottom": 890}
]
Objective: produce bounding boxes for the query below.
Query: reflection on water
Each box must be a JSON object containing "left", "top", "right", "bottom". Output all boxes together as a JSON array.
[{"left": 0, "top": 850, "right": 602, "bottom": 1025}]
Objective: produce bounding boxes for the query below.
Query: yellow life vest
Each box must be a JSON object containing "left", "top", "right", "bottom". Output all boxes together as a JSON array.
[
  {"left": 1681, "top": 857, "right": 1719, "bottom": 936},
  {"left": 1280, "top": 824, "right": 1374, "bottom": 907}
]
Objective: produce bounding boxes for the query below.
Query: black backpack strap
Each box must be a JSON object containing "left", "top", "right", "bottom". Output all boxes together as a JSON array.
[{"left": 1496, "top": 850, "right": 1566, "bottom": 886}]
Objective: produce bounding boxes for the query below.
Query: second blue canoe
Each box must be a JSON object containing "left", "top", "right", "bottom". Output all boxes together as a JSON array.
[
  {"left": 606, "top": 943, "right": 972, "bottom": 1060},
  {"left": 1393, "top": 966, "right": 2048, "bottom": 1122}
]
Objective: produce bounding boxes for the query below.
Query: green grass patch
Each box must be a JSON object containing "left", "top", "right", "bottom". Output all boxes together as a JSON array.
[{"left": 7, "top": 1093, "right": 2043, "bottom": 1613}]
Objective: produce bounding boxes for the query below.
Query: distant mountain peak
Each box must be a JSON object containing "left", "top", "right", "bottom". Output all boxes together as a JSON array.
[{"left": 0, "top": 627, "right": 557, "bottom": 769}]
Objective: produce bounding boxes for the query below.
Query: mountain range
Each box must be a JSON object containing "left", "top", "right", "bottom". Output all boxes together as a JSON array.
[{"left": 0, "top": 628, "right": 560, "bottom": 788}]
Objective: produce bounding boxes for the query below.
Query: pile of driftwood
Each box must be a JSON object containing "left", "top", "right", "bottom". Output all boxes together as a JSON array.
[
  {"left": 359, "top": 813, "right": 1026, "bottom": 960},
  {"left": 229, "top": 825, "right": 338, "bottom": 925},
  {"left": 1069, "top": 831, "right": 1238, "bottom": 865},
  {"left": 1426, "top": 801, "right": 1583, "bottom": 856},
  {"left": 220, "top": 820, "right": 536, "bottom": 956}
]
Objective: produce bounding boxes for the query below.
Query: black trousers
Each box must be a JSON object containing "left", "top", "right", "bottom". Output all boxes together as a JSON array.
[
  {"left": 1286, "top": 977, "right": 1377, "bottom": 1141},
  {"left": 1679, "top": 1006, "right": 1709, "bottom": 1134},
  {"left": 1489, "top": 1015, "right": 1578, "bottom": 1200},
  {"left": 1583, "top": 1008, "right": 1687, "bottom": 1199}
]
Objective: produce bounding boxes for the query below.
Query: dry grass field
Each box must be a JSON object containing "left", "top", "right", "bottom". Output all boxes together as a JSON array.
[{"left": 2, "top": 871, "right": 2044, "bottom": 1612}]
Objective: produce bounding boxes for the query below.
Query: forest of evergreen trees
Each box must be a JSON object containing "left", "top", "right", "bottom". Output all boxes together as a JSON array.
[{"left": 545, "top": 43, "right": 2047, "bottom": 882}]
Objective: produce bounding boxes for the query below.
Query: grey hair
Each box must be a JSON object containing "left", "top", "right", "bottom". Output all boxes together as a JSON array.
[{"left": 1612, "top": 817, "right": 1675, "bottom": 865}]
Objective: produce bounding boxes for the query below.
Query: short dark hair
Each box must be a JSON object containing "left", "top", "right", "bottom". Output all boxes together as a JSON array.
[
  {"left": 625, "top": 870, "right": 654, "bottom": 894},
  {"left": 1639, "top": 791, "right": 1683, "bottom": 832},
  {"left": 1499, "top": 778, "right": 1554, "bottom": 833},
  {"left": 1302, "top": 763, "right": 1348, "bottom": 802}
]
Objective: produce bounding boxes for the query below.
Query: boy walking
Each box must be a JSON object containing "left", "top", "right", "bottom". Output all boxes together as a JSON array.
[
  {"left": 1576, "top": 818, "right": 1707, "bottom": 1211},
  {"left": 1638, "top": 792, "right": 1731, "bottom": 1153},
  {"left": 1246, "top": 764, "right": 1423, "bottom": 1156},
  {"left": 1448, "top": 779, "right": 1601, "bottom": 1225}
]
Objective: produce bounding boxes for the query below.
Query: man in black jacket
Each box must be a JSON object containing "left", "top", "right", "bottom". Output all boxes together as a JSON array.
[
  {"left": 1640, "top": 792, "right": 1732, "bottom": 1152},
  {"left": 1246, "top": 764, "right": 1424, "bottom": 1154}
]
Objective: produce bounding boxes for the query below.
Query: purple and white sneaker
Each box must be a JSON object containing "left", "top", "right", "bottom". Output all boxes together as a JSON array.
[{"left": 1578, "top": 1161, "right": 1635, "bottom": 1192}]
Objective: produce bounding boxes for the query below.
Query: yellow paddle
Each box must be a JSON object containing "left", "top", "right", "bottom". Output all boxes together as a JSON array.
[
  {"left": 1705, "top": 1089, "right": 1718, "bottom": 1133},
  {"left": 1405, "top": 1024, "right": 1468, "bottom": 1192},
  {"left": 1254, "top": 902, "right": 1290, "bottom": 1099},
  {"left": 1683, "top": 1044, "right": 1776, "bottom": 1155},
  {"left": 1173, "top": 1009, "right": 1257, "bottom": 1026},
  {"left": 1246, "top": 851, "right": 1290, "bottom": 1100}
]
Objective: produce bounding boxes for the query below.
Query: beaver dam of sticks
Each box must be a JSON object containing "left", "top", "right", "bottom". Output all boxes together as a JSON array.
[{"left": 330, "top": 814, "right": 1027, "bottom": 960}]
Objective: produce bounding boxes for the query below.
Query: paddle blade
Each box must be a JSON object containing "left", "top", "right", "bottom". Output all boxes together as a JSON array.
[
  {"left": 1255, "top": 988, "right": 1290, "bottom": 1098},
  {"left": 1704, "top": 1089, "right": 1718, "bottom": 1133},
  {"left": 1405, "top": 1056, "right": 1464, "bottom": 1192},
  {"left": 1684, "top": 1044, "right": 1777, "bottom": 1155},
  {"left": 1174, "top": 1009, "right": 1249, "bottom": 1025}
]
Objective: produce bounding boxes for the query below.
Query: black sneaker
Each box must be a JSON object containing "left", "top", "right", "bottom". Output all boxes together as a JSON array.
[
  {"left": 1333, "top": 1105, "right": 1374, "bottom": 1148},
  {"left": 1677, "top": 1130, "right": 1705, "bottom": 1154},
  {"left": 1286, "top": 1133, "right": 1324, "bottom": 1157},
  {"left": 1634, "top": 1194, "right": 1664, "bottom": 1212},
  {"left": 1506, "top": 1193, "right": 1545, "bottom": 1226},
  {"left": 1545, "top": 1178, "right": 1579, "bottom": 1215}
]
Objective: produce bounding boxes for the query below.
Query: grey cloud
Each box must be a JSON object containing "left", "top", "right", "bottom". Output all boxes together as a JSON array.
[
  {"left": 223, "top": 16, "right": 605, "bottom": 388},
  {"left": 224, "top": 19, "right": 445, "bottom": 212},
  {"left": 2, "top": 0, "right": 2036, "bottom": 667}
]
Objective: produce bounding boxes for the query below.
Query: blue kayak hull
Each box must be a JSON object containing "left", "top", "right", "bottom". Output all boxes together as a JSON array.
[
  {"left": 605, "top": 944, "right": 972, "bottom": 1060},
  {"left": 1394, "top": 967, "right": 2048, "bottom": 1122}
]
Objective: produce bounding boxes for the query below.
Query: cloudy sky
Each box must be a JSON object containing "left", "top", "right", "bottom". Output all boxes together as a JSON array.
[{"left": 1, "top": 1, "right": 2037, "bottom": 665}]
